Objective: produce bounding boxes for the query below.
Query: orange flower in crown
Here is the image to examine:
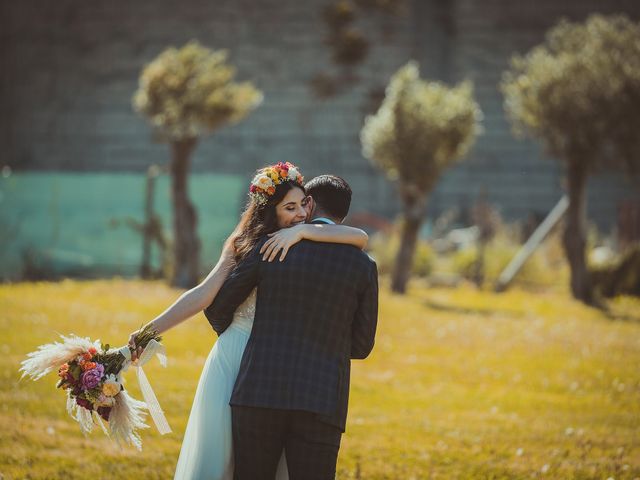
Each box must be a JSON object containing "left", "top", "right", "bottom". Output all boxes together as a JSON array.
[{"left": 248, "top": 162, "right": 304, "bottom": 206}]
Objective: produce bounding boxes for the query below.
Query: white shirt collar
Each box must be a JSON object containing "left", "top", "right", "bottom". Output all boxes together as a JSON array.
[{"left": 312, "top": 217, "right": 336, "bottom": 225}]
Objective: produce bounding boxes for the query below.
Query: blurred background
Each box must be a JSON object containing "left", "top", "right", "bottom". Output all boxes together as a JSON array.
[{"left": 2, "top": 0, "right": 638, "bottom": 298}]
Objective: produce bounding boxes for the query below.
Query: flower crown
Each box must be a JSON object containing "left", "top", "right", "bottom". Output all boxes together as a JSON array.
[{"left": 248, "top": 162, "right": 304, "bottom": 206}]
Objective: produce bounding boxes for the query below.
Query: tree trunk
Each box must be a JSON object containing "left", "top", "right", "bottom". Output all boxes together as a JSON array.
[
  {"left": 472, "top": 239, "right": 486, "bottom": 288},
  {"left": 562, "top": 161, "right": 593, "bottom": 304},
  {"left": 140, "top": 165, "right": 159, "bottom": 279},
  {"left": 169, "top": 138, "right": 201, "bottom": 289},
  {"left": 391, "top": 190, "right": 427, "bottom": 294}
]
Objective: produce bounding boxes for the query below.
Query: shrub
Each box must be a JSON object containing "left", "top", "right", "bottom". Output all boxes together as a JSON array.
[{"left": 369, "top": 230, "right": 435, "bottom": 278}]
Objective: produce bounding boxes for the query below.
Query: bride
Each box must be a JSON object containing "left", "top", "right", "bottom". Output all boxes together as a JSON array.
[{"left": 127, "top": 162, "right": 368, "bottom": 479}]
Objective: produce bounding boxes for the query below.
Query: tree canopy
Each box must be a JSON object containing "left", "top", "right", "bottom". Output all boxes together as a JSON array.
[
  {"left": 501, "top": 13, "right": 640, "bottom": 176},
  {"left": 133, "top": 40, "right": 263, "bottom": 142},
  {"left": 361, "top": 61, "right": 483, "bottom": 193}
]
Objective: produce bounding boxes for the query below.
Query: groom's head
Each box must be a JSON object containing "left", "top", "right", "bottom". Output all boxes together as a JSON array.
[{"left": 304, "top": 175, "right": 352, "bottom": 224}]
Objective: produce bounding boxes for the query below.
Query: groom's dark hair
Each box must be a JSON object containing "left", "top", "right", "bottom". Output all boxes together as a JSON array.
[{"left": 305, "top": 175, "right": 352, "bottom": 221}]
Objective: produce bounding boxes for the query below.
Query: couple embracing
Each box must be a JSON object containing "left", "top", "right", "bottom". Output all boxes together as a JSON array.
[{"left": 128, "top": 162, "right": 379, "bottom": 479}]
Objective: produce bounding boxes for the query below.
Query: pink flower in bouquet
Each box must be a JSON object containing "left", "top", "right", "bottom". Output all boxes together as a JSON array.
[{"left": 81, "top": 363, "right": 105, "bottom": 390}]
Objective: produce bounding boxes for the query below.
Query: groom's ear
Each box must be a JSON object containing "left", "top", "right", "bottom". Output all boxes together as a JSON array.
[{"left": 307, "top": 196, "right": 316, "bottom": 216}]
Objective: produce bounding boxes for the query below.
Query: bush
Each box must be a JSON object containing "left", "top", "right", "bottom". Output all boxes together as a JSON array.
[
  {"left": 591, "top": 243, "right": 640, "bottom": 298},
  {"left": 369, "top": 231, "right": 435, "bottom": 278},
  {"left": 450, "top": 227, "right": 569, "bottom": 289},
  {"left": 370, "top": 218, "right": 576, "bottom": 291}
]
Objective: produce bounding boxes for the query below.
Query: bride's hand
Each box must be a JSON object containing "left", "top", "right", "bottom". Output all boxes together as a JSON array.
[
  {"left": 260, "top": 224, "right": 307, "bottom": 262},
  {"left": 221, "top": 226, "right": 241, "bottom": 260},
  {"left": 128, "top": 329, "right": 144, "bottom": 363}
]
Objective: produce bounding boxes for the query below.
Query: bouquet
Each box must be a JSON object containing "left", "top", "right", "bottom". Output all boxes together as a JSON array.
[{"left": 19, "top": 323, "right": 172, "bottom": 451}]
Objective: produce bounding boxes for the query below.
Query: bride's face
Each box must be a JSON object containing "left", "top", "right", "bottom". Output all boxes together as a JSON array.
[{"left": 275, "top": 187, "right": 310, "bottom": 229}]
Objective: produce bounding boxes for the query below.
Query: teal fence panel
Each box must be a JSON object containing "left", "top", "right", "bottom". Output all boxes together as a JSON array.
[{"left": 0, "top": 172, "right": 246, "bottom": 281}]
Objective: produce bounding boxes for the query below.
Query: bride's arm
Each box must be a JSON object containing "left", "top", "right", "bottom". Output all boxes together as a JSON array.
[
  {"left": 127, "top": 242, "right": 236, "bottom": 361},
  {"left": 259, "top": 223, "right": 368, "bottom": 262},
  {"left": 151, "top": 252, "right": 236, "bottom": 335},
  {"left": 301, "top": 224, "right": 368, "bottom": 249}
]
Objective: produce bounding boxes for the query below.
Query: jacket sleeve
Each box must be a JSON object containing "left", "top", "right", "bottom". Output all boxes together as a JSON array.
[
  {"left": 203, "top": 241, "right": 263, "bottom": 336},
  {"left": 351, "top": 259, "right": 379, "bottom": 359}
]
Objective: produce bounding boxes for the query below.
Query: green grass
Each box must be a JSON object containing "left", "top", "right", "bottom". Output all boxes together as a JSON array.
[{"left": 1, "top": 278, "right": 639, "bottom": 479}]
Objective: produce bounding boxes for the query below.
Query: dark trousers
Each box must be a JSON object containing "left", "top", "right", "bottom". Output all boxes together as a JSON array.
[{"left": 231, "top": 405, "right": 343, "bottom": 480}]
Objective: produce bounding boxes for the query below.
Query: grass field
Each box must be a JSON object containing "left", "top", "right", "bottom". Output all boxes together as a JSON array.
[{"left": 1, "top": 278, "right": 639, "bottom": 479}]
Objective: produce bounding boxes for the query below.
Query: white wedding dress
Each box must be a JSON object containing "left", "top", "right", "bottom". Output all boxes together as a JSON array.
[{"left": 173, "top": 287, "right": 289, "bottom": 479}]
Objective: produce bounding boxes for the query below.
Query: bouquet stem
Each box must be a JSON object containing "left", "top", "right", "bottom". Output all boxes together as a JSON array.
[{"left": 98, "top": 323, "right": 163, "bottom": 374}]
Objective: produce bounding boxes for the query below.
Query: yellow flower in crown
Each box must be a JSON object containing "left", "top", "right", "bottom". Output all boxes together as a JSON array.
[{"left": 249, "top": 162, "right": 304, "bottom": 206}]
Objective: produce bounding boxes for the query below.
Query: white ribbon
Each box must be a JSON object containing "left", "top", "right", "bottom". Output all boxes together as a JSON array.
[{"left": 117, "top": 340, "right": 172, "bottom": 435}]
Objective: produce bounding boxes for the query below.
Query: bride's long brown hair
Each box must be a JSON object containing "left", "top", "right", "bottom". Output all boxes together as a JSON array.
[{"left": 227, "top": 180, "right": 306, "bottom": 264}]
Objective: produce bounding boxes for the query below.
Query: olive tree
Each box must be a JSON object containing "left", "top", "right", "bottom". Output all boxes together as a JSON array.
[
  {"left": 133, "top": 40, "right": 263, "bottom": 288},
  {"left": 501, "top": 14, "right": 640, "bottom": 304},
  {"left": 361, "top": 61, "right": 482, "bottom": 293}
]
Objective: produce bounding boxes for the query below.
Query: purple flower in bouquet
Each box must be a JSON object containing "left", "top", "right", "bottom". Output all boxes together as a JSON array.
[{"left": 81, "top": 363, "right": 105, "bottom": 390}]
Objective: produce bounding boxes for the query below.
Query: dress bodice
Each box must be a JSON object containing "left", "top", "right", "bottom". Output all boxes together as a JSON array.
[{"left": 229, "top": 287, "right": 256, "bottom": 334}]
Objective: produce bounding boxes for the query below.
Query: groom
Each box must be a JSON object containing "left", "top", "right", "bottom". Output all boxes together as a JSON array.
[{"left": 204, "top": 174, "right": 379, "bottom": 480}]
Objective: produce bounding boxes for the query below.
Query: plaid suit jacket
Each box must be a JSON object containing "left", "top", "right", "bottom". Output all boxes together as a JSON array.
[{"left": 204, "top": 225, "right": 378, "bottom": 431}]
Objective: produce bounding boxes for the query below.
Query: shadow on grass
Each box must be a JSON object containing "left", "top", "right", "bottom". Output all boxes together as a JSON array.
[
  {"left": 422, "top": 299, "right": 524, "bottom": 318},
  {"left": 603, "top": 310, "right": 640, "bottom": 323},
  {"left": 596, "top": 294, "right": 640, "bottom": 323}
]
